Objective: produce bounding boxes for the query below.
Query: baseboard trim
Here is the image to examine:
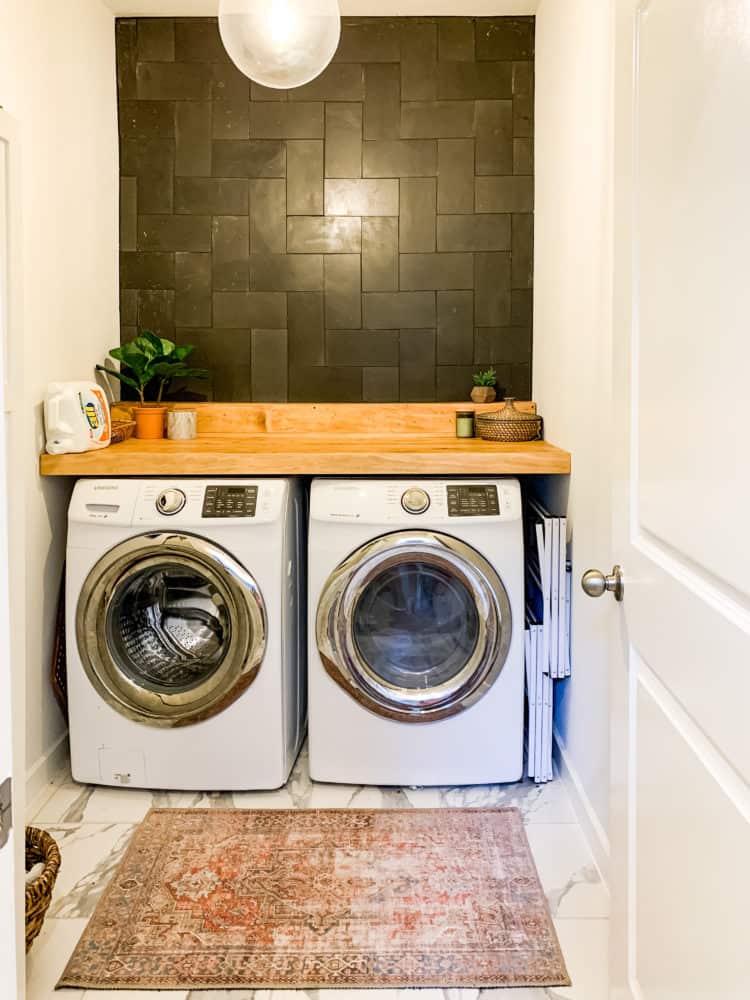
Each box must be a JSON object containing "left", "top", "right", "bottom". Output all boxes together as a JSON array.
[
  {"left": 26, "top": 731, "right": 69, "bottom": 816},
  {"left": 553, "top": 726, "right": 611, "bottom": 886}
]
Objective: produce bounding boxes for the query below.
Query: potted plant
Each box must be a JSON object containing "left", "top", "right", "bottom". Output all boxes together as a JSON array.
[
  {"left": 97, "top": 332, "right": 208, "bottom": 440},
  {"left": 471, "top": 367, "right": 497, "bottom": 404}
]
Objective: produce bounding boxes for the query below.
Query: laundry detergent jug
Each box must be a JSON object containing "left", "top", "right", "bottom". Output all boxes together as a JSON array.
[{"left": 44, "top": 381, "right": 111, "bottom": 454}]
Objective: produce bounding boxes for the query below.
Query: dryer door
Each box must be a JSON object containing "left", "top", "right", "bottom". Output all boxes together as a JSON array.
[
  {"left": 316, "top": 530, "right": 512, "bottom": 722},
  {"left": 77, "top": 533, "right": 267, "bottom": 728}
]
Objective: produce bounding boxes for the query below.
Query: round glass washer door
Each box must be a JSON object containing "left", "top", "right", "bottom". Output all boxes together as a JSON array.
[
  {"left": 77, "top": 533, "right": 267, "bottom": 728},
  {"left": 316, "top": 530, "right": 512, "bottom": 723}
]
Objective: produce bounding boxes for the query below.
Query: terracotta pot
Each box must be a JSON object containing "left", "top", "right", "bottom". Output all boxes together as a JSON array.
[
  {"left": 470, "top": 386, "right": 497, "bottom": 403},
  {"left": 133, "top": 405, "right": 167, "bottom": 440}
]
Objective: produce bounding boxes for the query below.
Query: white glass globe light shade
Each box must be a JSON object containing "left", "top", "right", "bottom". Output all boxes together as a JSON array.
[{"left": 219, "top": 0, "right": 341, "bottom": 90}]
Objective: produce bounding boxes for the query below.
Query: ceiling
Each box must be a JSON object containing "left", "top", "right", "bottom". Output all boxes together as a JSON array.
[{"left": 102, "top": 1, "right": 538, "bottom": 16}]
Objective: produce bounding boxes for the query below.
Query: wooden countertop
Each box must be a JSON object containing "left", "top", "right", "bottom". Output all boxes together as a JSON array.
[{"left": 40, "top": 402, "right": 571, "bottom": 477}]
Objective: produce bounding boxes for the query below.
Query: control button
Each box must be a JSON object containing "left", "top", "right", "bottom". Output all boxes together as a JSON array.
[
  {"left": 156, "top": 488, "right": 186, "bottom": 516},
  {"left": 401, "top": 487, "right": 431, "bottom": 515}
]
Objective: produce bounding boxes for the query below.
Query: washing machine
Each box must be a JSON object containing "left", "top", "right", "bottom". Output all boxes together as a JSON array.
[
  {"left": 66, "top": 478, "right": 306, "bottom": 791},
  {"left": 308, "top": 478, "right": 524, "bottom": 787}
]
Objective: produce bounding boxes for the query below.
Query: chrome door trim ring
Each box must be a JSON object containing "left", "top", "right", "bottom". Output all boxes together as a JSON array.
[
  {"left": 76, "top": 532, "right": 267, "bottom": 728},
  {"left": 316, "top": 530, "right": 512, "bottom": 723}
]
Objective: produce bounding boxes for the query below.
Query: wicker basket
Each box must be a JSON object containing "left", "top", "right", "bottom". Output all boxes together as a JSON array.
[
  {"left": 50, "top": 568, "right": 68, "bottom": 722},
  {"left": 25, "top": 827, "right": 62, "bottom": 952},
  {"left": 475, "top": 398, "right": 543, "bottom": 442},
  {"left": 111, "top": 418, "right": 136, "bottom": 444}
]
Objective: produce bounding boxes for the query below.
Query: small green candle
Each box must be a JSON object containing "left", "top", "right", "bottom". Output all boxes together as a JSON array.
[{"left": 455, "top": 410, "right": 475, "bottom": 438}]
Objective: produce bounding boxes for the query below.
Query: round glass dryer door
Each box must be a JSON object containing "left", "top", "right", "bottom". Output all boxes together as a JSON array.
[
  {"left": 77, "top": 534, "right": 267, "bottom": 727},
  {"left": 316, "top": 531, "right": 512, "bottom": 722}
]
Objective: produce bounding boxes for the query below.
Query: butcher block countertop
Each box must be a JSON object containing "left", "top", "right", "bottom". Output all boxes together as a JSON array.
[{"left": 39, "top": 402, "right": 571, "bottom": 477}]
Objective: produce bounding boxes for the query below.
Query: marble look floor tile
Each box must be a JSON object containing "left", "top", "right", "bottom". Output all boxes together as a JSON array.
[
  {"left": 33, "top": 745, "right": 577, "bottom": 824},
  {"left": 26, "top": 917, "right": 87, "bottom": 1000},
  {"left": 27, "top": 749, "right": 607, "bottom": 1000},
  {"left": 476, "top": 919, "right": 608, "bottom": 998},
  {"left": 185, "top": 991, "right": 256, "bottom": 999},
  {"left": 184, "top": 988, "right": 578, "bottom": 1000},
  {"left": 27, "top": 764, "right": 71, "bottom": 824},
  {"left": 33, "top": 773, "right": 235, "bottom": 826},
  {"left": 84, "top": 990, "right": 189, "bottom": 999},
  {"left": 401, "top": 774, "right": 577, "bottom": 824},
  {"left": 524, "top": 825, "right": 609, "bottom": 919},
  {"left": 39, "top": 824, "right": 135, "bottom": 919},
  {"left": 551, "top": 918, "right": 609, "bottom": 999}
]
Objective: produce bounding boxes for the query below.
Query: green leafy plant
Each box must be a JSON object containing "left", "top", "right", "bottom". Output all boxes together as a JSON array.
[
  {"left": 97, "top": 332, "right": 209, "bottom": 404},
  {"left": 472, "top": 367, "right": 497, "bottom": 388}
]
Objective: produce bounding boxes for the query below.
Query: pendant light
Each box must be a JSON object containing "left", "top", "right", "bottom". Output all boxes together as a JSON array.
[{"left": 218, "top": 0, "right": 341, "bottom": 90}]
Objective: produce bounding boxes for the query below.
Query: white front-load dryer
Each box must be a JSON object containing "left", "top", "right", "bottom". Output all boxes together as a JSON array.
[
  {"left": 308, "top": 478, "right": 524, "bottom": 786},
  {"left": 66, "top": 478, "right": 306, "bottom": 791}
]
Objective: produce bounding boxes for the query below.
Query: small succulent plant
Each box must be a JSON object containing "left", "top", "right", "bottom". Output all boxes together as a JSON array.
[{"left": 472, "top": 367, "right": 497, "bottom": 388}]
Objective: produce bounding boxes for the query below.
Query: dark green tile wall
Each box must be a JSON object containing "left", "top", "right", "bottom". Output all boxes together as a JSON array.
[{"left": 117, "top": 15, "right": 534, "bottom": 402}]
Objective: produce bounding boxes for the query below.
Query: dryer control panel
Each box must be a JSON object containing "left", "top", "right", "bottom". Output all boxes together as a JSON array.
[
  {"left": 311, "top": 479, "right": 522, "bottom": 525},
  {"left": 446, "top": 484, "right": 500, "bottom": 517}
]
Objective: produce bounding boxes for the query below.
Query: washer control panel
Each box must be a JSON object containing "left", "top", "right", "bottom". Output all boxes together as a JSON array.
[
  {"left": 201, "top": 485, "right": 258, "bottom": 518},
  {"left": 447, "top": 484, "right": 500, "bottom": 517},
  {"left": 401, "top": 487, "right": 431, "bottom": 514},
  {"left": 156, "top": 488, "right": 186, "bottom": 516}
]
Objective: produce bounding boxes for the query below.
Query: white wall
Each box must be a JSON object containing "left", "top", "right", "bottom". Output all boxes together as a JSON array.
[
  {"left": 533, "top": 0, "right": 613, "bottom": 867},
  {"left": 0, "top": 0, "right": 119, "bottom": 800}
]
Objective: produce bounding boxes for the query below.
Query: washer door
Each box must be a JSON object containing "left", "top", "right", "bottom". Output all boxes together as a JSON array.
[
  {"left": 316, "top": 530, "right": 512, "bottom": 723},
  {"left": 77, "top": 533, "right": 267, "bottom": 728}
]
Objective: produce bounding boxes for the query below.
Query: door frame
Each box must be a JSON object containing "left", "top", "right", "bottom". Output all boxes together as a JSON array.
[{"left": 0, "top": 105, "right": 26, "bottom": 1000}]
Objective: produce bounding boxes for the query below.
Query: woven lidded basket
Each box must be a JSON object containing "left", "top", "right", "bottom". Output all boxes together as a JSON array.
[
  {"left": 475, "top": 398, "right": 543, "bottom": 442},
  {"left": 25, "top": 827, "right": 62, "bottom": 951}
]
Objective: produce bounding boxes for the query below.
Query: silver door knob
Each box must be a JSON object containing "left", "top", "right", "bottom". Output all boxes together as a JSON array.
[{"left": 581, "top": 565, "right": 624, "bottom": 602}]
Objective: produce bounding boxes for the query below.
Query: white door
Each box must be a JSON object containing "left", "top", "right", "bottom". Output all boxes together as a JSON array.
[
  {"left": 0, "top": 108, "right": 24, "bottom": 999},
  {"left": 607, "top": 1, "right": 750, "bottom": 997}
]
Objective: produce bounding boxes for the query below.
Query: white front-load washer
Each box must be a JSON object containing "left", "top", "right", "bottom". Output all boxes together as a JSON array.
[
  {"left": 308, "top": 478, "right": 524, "bottom": 786},
  {"left": 66, "top": 478, "right": 306, "bottom": 791}
]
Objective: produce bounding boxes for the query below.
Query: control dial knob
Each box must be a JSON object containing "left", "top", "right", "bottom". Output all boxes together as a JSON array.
[
  {"left": 156, "top": 488, "right": 186, "bottom": 516},
  {"left": 401, "top": 487, "right": 430, "bottom": 515}
]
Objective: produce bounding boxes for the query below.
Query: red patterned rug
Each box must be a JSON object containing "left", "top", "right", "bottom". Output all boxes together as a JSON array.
[{"left": 58, "top": 808, "right": 570, "bottom": 990}]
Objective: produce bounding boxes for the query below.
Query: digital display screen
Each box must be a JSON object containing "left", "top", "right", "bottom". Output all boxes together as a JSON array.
[{"left": 447, "top": 485, "right": 500, "bottom": 517}]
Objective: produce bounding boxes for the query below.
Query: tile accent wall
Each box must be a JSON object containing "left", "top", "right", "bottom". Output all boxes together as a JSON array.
[{"left": 117, "top": 16, "right": 534, "bottom": 402}]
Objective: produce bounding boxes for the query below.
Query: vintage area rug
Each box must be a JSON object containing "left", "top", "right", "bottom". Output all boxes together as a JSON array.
[{"left": 58, "top": 807, "right": 570, "bottom": 990}]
